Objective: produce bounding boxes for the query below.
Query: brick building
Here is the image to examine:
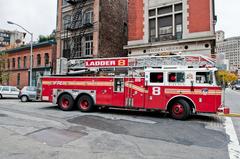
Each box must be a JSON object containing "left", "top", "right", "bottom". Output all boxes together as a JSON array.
[
  {"left": 3, "top": 41, "right": 56, "bottom": 88},
  {"left": 125, "top": 0, "right": 217, "bottom": 57},
  {"left": 56, "top": 0, "right": 128, "bottom": 60}
]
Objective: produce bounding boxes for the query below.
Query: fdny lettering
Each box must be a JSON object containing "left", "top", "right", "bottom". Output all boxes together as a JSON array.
[
  {"left": 85, "top": 59, "right": 128, "bottom": 67},
  {"left": 53, "top": 81, "right": 64, "bottom": 85}
]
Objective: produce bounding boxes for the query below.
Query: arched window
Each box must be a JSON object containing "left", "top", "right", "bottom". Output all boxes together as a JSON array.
[
  {"left": 12, "top": 58, "right": 15, "bottom": 69},
  {"left": 37, "top": 54, "right": 41, "bottom": 66},
  {"left": 63, "top": 15, "right": 71, "bottom": 29},
  {"left": 84, "top": 10, "right": 93, "bottom": 24},
  {"left": 44, "top": 53, "right": 49, "bottom": 66}
]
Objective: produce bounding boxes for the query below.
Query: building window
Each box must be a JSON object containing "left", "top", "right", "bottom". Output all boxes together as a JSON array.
[
  {"left": 7, "top": 59, "right": 10, "bottom": 69},
  {"left": 158, "top": 16, "right": 173, "bottom": 41},
  {"left": 175, "top": 14, "right": 183, "bottom": 40},
  {"left": 44, "top": 53, "right": 49, "bottom": 66},
  {"left": 12, "top": 58, "right": 15, "bottom": 69},
  {"left": 62, "top": 0, "right": 68, "bottom": 6},
  {"left": 23, "top": 56, "right": 27, "bottom": 68},
  {"left": 37, "top": 54, "right": 41, "bottom": 66},
  {"left": 73, "top": 36, "right": 82, "bottom": 58},
  {"left": 149, "top": 3, "right": 183, "bottom": 42},
  {"left": 175, "top": 3, "right": 183, "bottom": 11},
  {"left": 149, "top": 19, "right": 156, "bottom": 42},
  {"left": 84, "top": 10, "right": 93, "bottom": 24},
  {"left": 63, "top": 15, "right": 71, "bottom": 29},
  {"left": 18, "top": 57, "right": 21, "bottom": 69},
  {"left": 158, "top": 5, "right": 172, "bottom": 15},
  {"left": 17, "top": 73, "right": 20, "bottom": 87},
  {"left": 149, "top": 9, "right": 156, "bottom": 17},
  {"left": 30, "top": 55, "right": 34, "bottom": 67},
  {"left": 85, "top": 33, "right": 93, "bottom": 56}
]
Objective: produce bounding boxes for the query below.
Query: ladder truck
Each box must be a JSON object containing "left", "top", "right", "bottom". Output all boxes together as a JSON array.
[{"left": 37, "top": 55, "right": 229, "bottom": 120}]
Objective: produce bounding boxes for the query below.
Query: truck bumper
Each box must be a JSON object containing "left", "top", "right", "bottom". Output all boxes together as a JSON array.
[{"left": 218, "top": 107, "right": 230, "bottom": 114}]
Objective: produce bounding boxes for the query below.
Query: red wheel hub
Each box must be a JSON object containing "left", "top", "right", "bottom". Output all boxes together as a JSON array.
[
  {"left": 172, "top": 103, "right": 184, "bottom": 116},
  {"left": 62, "top": 98, "right": 70, "bottom": 108},
  {"left": 80, "top": 99, "right": 89, "bottom": 110}
]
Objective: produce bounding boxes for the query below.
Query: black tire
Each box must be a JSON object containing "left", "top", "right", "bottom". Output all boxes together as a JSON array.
[
  {"left": 0, "top": 94, "right": 2, "bottom": 99},
  {"left": 169, "top": 99, "right": 191, "bottom": 120},
  {"left": 77, "top": 95, "right": 94, "bottom": 112},
  {"left": 21, "top": 95, "right": 29, "bottom": 102},
  {"left": 58, "top": 94, "right": 74, "bottom": 111}
]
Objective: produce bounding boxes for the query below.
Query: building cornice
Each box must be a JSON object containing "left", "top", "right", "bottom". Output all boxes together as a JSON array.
[{"left": 124, "top": 36, "right": 216, "bottom": 49}]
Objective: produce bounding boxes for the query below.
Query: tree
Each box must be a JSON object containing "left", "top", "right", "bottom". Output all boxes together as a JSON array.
[
  {"left": 0, "top": 52, "right": 9, "bottom": 85},
  {"left": 38, "top": 30, "right": 56, "bottom": 43},
  {"left": 216, "top": 70, "right": 238, "bottom": 86}
]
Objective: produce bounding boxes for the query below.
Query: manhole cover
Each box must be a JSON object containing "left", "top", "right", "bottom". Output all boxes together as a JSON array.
[
  {"left": 0, "top": 114, "right": 7, "bottom": 117},
  {"left": 27, "top": 127, "right": 87, "bottom": 147}
]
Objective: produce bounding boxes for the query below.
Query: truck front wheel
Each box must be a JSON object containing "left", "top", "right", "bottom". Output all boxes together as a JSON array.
[
  {"left": 58, "top": 94, "right": 74, "bottom": 111},
  {"left": 77, "top": 95, "right": 94, "bottom": 112},
  {"left": 169, "top": 99, "right": 191, "bottom": 120}
]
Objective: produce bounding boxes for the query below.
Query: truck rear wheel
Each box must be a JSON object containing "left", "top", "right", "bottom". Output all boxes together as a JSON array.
[
  {"left": 77, "top": 95, "right": 94, "bottom": 112},
  {"left": 58, "top": 94, "right": 74, "bottom": 111},
  {"left": 170, "top": 99, "right": 190, "bottom": 120}
]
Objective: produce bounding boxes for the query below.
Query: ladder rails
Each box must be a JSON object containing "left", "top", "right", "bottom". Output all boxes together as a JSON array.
[{"left": 67, "top": 55, "right": 216, "bottom": 70}]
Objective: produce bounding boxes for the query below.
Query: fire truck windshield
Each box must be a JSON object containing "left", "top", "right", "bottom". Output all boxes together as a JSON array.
[{"left": 196, "top": 71, "right": 213, "bottom": 84}]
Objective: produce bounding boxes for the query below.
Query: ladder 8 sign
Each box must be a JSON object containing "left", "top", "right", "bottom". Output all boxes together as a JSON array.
[
  {"left": 152, "top": 87, "right": 161, "bottom": 95},
  {"left": 118, "top": 60, "right": 126, "bottom": 66}
]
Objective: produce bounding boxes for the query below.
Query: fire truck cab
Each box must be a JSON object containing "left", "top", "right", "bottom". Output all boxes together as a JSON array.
[{"left": 38, "top": 55, "right": 226, "bottom": 120}]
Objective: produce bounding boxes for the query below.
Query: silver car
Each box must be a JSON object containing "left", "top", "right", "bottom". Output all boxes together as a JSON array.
[
  {"left": 19, "top": 86, "right": 37, "bottom": 102},
  {"left": 0, "top": 86, "right": 20, "bottom": 99}
]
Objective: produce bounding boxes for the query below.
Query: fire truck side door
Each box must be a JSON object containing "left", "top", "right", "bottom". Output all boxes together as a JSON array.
[
  {"left": 124, "top": 78, "right": 145, "bottom": 108},
  {"left": 112, "top": 78, "right": 125, "bottom": 107},
  {"left": 144, "top": 72, "right": 164, "bottom": 109}
]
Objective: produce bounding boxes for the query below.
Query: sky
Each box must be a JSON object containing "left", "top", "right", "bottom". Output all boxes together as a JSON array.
[
  {"left": 0, "top": 0, "right": 57, "bottom": 42},
  {"left": 0, "top": 0, "right": 239, "bottom": 42}
]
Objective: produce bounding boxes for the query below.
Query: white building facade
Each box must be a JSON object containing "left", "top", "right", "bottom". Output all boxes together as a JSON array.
[
  {"left": 0, "top": 29, "right": 26, "bottom": 51},
  {"left": 216, "top": 31, "right": 240, "bottom": 77}
]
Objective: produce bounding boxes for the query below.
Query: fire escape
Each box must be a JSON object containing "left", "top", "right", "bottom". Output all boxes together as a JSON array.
[{"left": 63, "top": 0, "right": 94, "bottom": 59}]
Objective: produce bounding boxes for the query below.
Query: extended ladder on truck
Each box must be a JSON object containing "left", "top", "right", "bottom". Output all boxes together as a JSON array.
[
  {"left": 64, "top": 54, "right": 216, "bottom": 76},
  {"left": 67, "top": 54, "right": 215, "bottom": 70}
]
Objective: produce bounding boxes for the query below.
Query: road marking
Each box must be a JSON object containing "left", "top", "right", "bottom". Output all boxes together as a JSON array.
[
  {"left": 219, "top": 113, "right": 240, "bottom": 118},
  {"left": 224, "top": 117, "right": 240, "bottom": 159}
]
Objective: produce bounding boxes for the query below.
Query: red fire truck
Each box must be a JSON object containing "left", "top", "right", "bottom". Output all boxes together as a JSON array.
[{"left": 37, "top": 55, "right": 229, "bottom": 120}]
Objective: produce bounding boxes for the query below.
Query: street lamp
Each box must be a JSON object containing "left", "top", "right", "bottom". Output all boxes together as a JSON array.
[{"left": 7, "top": 21, "right": 33, "bottom": 86}]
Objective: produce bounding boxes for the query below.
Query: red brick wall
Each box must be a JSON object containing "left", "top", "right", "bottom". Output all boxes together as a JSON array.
[
  {"left": 6, "top": 45, "right": 55, "bottom": 88},
  {"left": 98, "top": 0, "right": 128, "bottom": 57},
  {"left": 9, "top": 71, "right": 28, "bottom": 89},
  {"left": 188, "top": 0, "right": 211, "bottom": 33},
  {"left": 128, "top": 0, "right": 144, "bottom": 41}
]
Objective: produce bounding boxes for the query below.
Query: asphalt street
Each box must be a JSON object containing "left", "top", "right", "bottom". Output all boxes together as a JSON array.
[
  {"left": 225, "top": 88, "right": 240, "bottom": 144},
  {"left": 0, "top": 91, "right": 239, "bottom": 159}
]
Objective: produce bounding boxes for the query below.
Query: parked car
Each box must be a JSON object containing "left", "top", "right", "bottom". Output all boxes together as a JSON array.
[
  {"left": 19, "top": 86, "right": 37, "bottom": 102},
  {"left": 0, "top": 86, "right": 20, "bottom": 99},
  {"left": 232, "top": 83, "right": 240, "bottom": 90}
]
